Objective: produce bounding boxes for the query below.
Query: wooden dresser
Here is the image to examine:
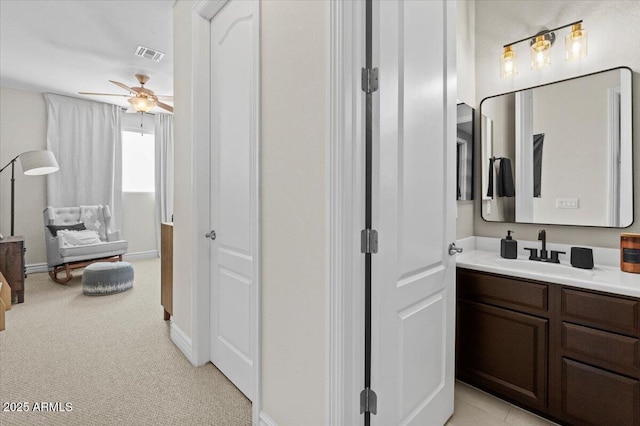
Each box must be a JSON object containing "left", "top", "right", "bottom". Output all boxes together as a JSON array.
[
  {"left": 0, "top": 236, "right": 26, "bottom": 304},
  {"left": 161, "top": 223, "right": 173, "bottom": 320}
]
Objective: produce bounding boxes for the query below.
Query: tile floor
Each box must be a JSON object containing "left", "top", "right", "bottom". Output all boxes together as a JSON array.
[{"left": 447, "top": 381, "right": 558, "bottom": 426}]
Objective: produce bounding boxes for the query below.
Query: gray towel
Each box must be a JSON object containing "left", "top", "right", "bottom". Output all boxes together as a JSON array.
[
  {"left": 497, "top": 158, "right": 515, "bottom": 197},
  {"left": 533, "top": 133, "right": 544, "bottom": 197}
]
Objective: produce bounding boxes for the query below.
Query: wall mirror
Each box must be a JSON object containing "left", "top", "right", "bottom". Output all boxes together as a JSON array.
[
  {"left": 457, "top": 103, "right": 475, "bottom": 200},
  {"left": 480, "top": 67, "right": 633, "bottom": 227}
]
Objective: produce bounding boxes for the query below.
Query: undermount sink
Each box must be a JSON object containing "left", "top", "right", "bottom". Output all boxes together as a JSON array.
[{"left": 473, "top": 256, "right": 597, "bottom": 279}]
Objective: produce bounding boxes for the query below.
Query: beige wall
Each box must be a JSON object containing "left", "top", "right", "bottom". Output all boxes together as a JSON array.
[
  {"left": 474, "top": 0, "right": 640, "bottom": 247},
  {"left": 261, "top": 1, "right": 326, "bottom": 424},
  {"left": 171, "top": 0, "right": 196, "bottom": 338},
  {"left": 456, "top": 0, "right": 475, "bottom": 239},
  {"left": 0, "top": 86, "right": 48, "bottom": 265}
]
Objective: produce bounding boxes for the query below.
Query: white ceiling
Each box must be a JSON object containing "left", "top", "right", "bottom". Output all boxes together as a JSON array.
[{"left": 0, "top": 0, "right": 174, "bottom": 111}]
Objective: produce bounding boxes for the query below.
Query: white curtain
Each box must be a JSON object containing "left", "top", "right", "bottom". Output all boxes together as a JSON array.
[
  {"left": 44, "top": 93, "right": 123, "bottom": 229},
  {"left": 154, "top": 113, "right": 174, "bottom": 251}
]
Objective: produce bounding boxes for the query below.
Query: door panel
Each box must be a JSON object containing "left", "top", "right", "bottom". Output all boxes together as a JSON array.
[
  {"left": 373, "top": 0, "right": 455, "bottom": 424},
  {"left": 210, "top": 0, "right": 258, "bottom": 401}
]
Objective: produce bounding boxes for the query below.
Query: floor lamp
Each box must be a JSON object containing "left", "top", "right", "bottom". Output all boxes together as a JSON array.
[{"left": 0, "top": 150, "right": 59, "bottom": 236}]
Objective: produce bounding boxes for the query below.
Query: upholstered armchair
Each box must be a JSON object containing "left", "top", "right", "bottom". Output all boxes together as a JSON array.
[{"left": 43, "top": 205, "right": 128, "bottom": 284}]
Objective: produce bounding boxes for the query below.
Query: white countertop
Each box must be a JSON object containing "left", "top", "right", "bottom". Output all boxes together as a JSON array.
[{"left": 455, "top": 237, "right": 640, "bottom": 298}]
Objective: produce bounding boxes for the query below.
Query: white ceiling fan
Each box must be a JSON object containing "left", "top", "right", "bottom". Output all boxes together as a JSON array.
[{"left": 80, "top": 74, "right": 173, "bottom": 113}]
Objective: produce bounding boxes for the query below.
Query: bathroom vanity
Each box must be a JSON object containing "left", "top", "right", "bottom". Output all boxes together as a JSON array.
[{"left": 456, "top": 245, "right": 640, "bottom": 426}]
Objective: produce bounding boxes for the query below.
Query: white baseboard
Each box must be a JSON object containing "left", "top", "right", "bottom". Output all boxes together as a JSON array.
[
  {"left": 170, "top": 321, "right": 195, "bottom": 365},
  {"left": 123, "top": 250, "right": 159, "bottom": 261},
  {"left": 25, "top": 250, "right": 159, "bottom": 275},
  {"left": 259, "top": 412, "right": 278, "bottom": 426},
  {"left": 25, "top": 263, "right": 48, "bottom": 274}
]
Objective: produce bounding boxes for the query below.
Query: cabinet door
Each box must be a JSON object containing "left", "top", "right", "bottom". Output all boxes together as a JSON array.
[
  {"left": 457, "top": 300, "right": 548, "bottom": 409},
  {"left": 561, "top": 358, "right": 640, "bottom": 426}
]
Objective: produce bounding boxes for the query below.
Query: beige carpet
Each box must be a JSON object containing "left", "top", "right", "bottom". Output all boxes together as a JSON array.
[{"left": 0, "top": 258, "right": 251, "bottom": 426}]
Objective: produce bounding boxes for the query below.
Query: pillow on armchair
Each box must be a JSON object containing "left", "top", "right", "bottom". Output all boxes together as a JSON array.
[
  {"left": 47, "top": 223, "right": 86, "bottom": 237},
  {"left": 57, "top": 229, "right": 102, "bottom": 247}
]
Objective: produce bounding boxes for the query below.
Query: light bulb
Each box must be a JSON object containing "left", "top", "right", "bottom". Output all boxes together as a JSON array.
[
  {"left": 531, "top": 35, "right": 551, "bottom": 70},
  {"left": 566, "top": 23, "right": 587, "bottom": 61},
  {"left": 500, "top": 45, "right": 518, "bottom": 78},
  {"left": 128, "top": 96, "right": 157, "bottom": 113}
]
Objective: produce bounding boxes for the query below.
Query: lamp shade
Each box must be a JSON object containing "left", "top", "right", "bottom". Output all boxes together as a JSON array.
[
  {"left": 19, "top": 150, "right": 59, "bottom": 175},
  {"left": 500, "top": 45, "right": 518, "bottom": 78},
  {"left": 128, "top": 96, "right": 157, "bottom": 113},
  {"left": 531, "top": 35, "right": 551, "bottom": 70},
  {"left": 565, "top": 23, "right": 587, "bottom": 61}
]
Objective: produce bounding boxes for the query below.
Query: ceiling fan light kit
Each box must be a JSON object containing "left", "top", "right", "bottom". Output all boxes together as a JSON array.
[
  {"left": 128, "top": 96, "right": 157, "bottom": 113},
  {"left": 79, "top": 73, "right": 173, "bottom": 113}
]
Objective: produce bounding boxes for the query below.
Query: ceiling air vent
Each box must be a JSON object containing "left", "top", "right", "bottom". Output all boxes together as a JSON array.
[{"left": 134, "top": 45, "right": 165, "bottom": 62}]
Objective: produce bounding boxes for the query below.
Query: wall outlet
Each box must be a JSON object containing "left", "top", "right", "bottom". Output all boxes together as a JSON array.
[{"left": 556, "top": 198, "right": 579, "bottom": 209}]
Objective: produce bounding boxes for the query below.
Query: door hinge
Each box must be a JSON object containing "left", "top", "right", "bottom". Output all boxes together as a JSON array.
[
  {"left": 361, "top": 229, "right": 378, "bottom": 254},
  {"left": 361, "top": 67, "right": 379, "bottom": 94},
  {"left": 360, "top": 387, "right": 378, "bottom": 415}
]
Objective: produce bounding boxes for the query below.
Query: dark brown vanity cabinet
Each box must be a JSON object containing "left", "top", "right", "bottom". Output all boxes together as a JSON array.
[
  {"left": 456, "top": 268, "right": 640, "bottom": 426},
  {"left": 556, "top": 288, "right": 640, "bottom": 426}
]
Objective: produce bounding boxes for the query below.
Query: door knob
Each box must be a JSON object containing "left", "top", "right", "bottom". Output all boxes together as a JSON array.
[
  {"left": 205, "top": 230, "right": 216, "bottom": 240},
  {"left": 448, "top": 242, "right": 463, "bottom": 255}
]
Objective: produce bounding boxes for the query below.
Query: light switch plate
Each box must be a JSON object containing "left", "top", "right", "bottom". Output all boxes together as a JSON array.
[{"left": 556, "top": 198, "right": 579, "bottom": 209}]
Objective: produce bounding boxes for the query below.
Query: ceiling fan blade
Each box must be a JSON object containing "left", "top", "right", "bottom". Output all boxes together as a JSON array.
[
  {"left": 78, "top": 92, "right": 130, "bottom": 97},
  {"left": 109, "top": 80, "right": 142, "bottom": 94},
  {"left": 156, "top": 95, "right": 174, "bottom": 101},
  {"left": 157, "top": 101, "right": 174, "bottom": 113}
]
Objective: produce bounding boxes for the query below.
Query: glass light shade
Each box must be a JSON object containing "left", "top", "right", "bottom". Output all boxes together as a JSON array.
[
  {"left": 500, "top": 45, "right": 518, "bottom": 78},
  {"left": 128, "top": 96, "right": 157, "bottom": 112},
  {"left": 565, "top": 23, "right": 588, "bottom": 61},
  {"left": 531, "top": 35, "right": 551, "bottom": 70},
  {"left": 19, "top": 150, "right": 59, "bottom": 175}
]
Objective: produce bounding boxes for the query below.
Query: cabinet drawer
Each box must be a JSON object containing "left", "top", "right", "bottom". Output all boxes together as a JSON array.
[
  {"left": 562, "top": 358, "right": 640, "bottom": 426},
  {"left": 457, "top": 269, "right": 548, "bottom": 313},
  {"left": 562, "top": 322, "right": 640, "bottom": 371},
  {"left": 561, "top": 288, "right": 640, "bottom": 336}
]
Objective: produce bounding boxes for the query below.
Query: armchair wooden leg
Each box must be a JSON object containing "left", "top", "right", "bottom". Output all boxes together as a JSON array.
[{"left": 49, "top": 265, "right": 73, "bottom": 284}]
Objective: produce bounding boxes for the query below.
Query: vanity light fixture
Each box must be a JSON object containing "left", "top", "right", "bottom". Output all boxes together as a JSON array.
[{"left": 499, "top": 20, "right": 587, "bottom": 78}]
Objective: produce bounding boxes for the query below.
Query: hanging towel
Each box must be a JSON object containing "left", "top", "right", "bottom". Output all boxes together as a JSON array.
[
  {"left": 533, "top": 133, "right": 544, "bottom": 197},
  {"left": 497, "top": 158, "right": 515, "bottom": 197},
  {"left": 486, "top": 157, "right": 495, "bottom": 198}
]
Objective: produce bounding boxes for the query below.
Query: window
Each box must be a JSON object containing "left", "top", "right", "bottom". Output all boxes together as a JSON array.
[{"left": 122, "top": 131, "right": 155, "bottom": 192}]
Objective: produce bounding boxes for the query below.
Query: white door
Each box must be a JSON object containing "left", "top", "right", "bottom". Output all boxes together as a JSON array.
[
  {"left": 372, "top": 1, "right": 456, "bottom": 424},
  {"left": 209, "top": 0, "right": 259, "bottom": 401}
]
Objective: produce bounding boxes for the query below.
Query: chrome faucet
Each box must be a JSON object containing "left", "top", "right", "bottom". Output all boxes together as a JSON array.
[
  {"left": 538, "top": 229, "right": 547, "bottom": 260},
  {"left": 524, "top": 229, "right": 565, "bottom": 263}
]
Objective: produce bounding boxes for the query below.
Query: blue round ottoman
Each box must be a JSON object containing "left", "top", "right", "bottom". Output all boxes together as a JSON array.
[{"left": 82, "top": 262, "right": 134, "bottom": 296}]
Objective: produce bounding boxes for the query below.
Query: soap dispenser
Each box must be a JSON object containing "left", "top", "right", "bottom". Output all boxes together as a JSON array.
[{"left": 501, "top": 230, "right": 518, "bottom": 259}]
